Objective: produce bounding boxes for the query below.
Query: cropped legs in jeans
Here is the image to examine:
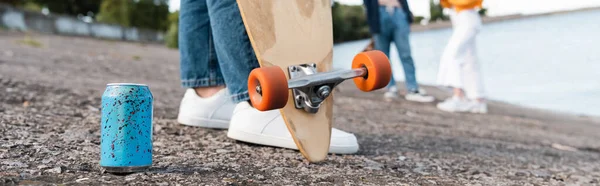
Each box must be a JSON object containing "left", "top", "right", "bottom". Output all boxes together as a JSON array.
[
  {"left": 436, "top": 9, "right": 485, "bottom": 99},
  {"left": 373, "top": 6, "right": 419, "bottom": 92},
  {"left": 179, "top": 0, "right": 259, "bottom": 103}
]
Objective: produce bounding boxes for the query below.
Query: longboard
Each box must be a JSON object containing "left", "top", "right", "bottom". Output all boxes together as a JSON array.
[{"left": 237, "top": 0, "right": 392, "bottom": 162}]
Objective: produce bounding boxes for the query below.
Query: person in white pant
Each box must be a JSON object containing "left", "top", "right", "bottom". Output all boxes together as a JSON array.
[{"left": 436, "top": 0, "right": 487, "bottom": 113}]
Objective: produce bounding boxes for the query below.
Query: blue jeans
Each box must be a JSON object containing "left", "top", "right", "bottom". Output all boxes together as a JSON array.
[
  {"left": 373, "top": 6, "right": 419, "bottom": 92},
  {"left": 179, "top": 0, "right": 259, "bottom": 103}
]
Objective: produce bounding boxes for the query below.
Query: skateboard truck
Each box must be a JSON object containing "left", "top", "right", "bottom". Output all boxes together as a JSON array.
[
  {"left": 247, "top": 51, "right": 392, "bottom": 113},
  {"left": 287, "top": 63, "right": 367, "bottom": 113}
]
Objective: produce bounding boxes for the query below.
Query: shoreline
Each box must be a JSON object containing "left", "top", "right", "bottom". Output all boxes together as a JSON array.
[{"left": 410, "top": 6, "right": 600, "bottom": 32}]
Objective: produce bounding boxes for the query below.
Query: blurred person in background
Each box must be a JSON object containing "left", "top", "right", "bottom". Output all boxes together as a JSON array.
[
  {"left": 435, "top": 0, "right": 487, "bottom": 113},
  {"left": 363, "top": 0, "right": 435, "bottom": 103}
]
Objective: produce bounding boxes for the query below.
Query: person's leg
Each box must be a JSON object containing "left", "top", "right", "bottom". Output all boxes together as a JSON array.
[
  {"left": 179, "top": 0, "right": 224, "bottom": 94},
  {"left": 391, "top": 8, "right": 434, "bottom": 102},
  {"left": 437, "top": 10, "right": 470, "bottom": 95},
  {"left": 205, "top": 0, "right": 259, "bottom": 103},
  {"left": 373, "top": 7, "right": 398, "bottom": 101},
  {"left": 374, "top": 7, "right": 394, "bottom": 89},
  {"left": 459, "top": 10, "right": 487, "bottom": 113},
  {"left": 391, "top": 8, "right": 417, "bottom": 92},
  {"left": 177, "top": 0, "right": 235, "bottom": 128},
  {"left": 206, "top": 0, "right": 359, "bottom": 154},
  {"left": 436, "top": 10, "right": 484, "bottom": 113}
]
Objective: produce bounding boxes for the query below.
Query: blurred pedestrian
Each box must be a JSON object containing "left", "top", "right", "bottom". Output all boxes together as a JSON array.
[
  {"left": 363, "top": 0, "right": 435, "bottom": 103},
  {"left": 436, "top": 0, "right": 487, "bottom": 113}
]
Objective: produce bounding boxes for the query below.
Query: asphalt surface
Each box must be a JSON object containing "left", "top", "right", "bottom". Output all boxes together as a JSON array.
[{"left": 1, "top": 31, "right": 599, "bottom": 185}]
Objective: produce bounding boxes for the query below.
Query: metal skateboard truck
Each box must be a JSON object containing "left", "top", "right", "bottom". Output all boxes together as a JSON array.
[
  {"left": 287, "top": 63, "right": 366, "bottom": 113},
  {"left": 248, "top": 51, "right": 392, "bottom": 113}
]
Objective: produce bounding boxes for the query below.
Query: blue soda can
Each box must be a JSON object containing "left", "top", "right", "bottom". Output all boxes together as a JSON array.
[{"left": 100, "top": 83, "right": 153, "bottom": 173}]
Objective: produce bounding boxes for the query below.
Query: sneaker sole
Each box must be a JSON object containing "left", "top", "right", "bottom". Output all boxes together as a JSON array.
[
  {"left": 227, "top": 128, "right": 359, "bottom": 154},
  {"left": 437, "top": 106, "right": 458, "bottom": 113},
  {"left": 177, "top": 115, "right": 229, "bottom": 129},
  {"left": 227, "top": 128, "right": 298, "bottom": 150},
  {"left": 437, "top": 105, "right": 488, "bottom": 114},
  {"left": 406, "top": 97, "right": 435, "bottom": 103},
  {"left": 470, "top": 108, "right": 488, "bottom": 114}
]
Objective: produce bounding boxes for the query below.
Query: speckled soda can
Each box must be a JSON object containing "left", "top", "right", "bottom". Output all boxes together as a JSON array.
[{"left": 100, "top": 83, "right": 153, "bottom": 173}]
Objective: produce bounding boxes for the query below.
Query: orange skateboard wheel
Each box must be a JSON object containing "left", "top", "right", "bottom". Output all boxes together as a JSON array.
[
  {"left": 352, "top": 50, "right": 392, "bottom": 92},
  {"left": 248, "top": 66, "right": 289, "bottom": 111}
]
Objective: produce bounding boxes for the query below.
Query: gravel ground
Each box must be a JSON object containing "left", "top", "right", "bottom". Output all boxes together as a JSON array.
[{"left": 1, "top": 31, "right": 600, "bottom": 185}]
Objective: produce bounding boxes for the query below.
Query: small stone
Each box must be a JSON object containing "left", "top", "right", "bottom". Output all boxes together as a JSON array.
[
  {"left": 398, "top": 156, "right": 407, "bottom": 161},
  {"left": 19, "top": 172, "right": 31, "bottom": 178},
  {"left": 1, "top": 161, "right": 28, "bottom": 168},
  {"left": 427, "top": 180, "right": 437, "bottom": 184},
  {"left": 125, "top": 176, "right": 136, "bottom": 181},
  {"left": 46, "top": 167, "right": 63, "bottom": 174},
  {"left": 551, "top": 143, "right": 578, "bottom": 151},
  {"left": 157, "top": 182, "right": 169, "bottom": 186},
  {"left": 413, "top": 166, "right": 430, "bottom": 176},
  {"left": 570, "top": 175, "right": 592, "bottom": 183},
  {"left": 216, "top": 149, "right": 230, "bottom": 154},
  {"left": 87, "top": 105, "right": 99, "bottom": 112},
  {"left": 41, "top": 158, "right": 53, "bottom": 164},
  {"left": 530, "top": 170, "right": 551, "bottom": 179},
  {"left": 76, "top": 178, "right": 89, "bottom": 182},
  {"left": 37, "top": 165, "right": 49, "bottom": 169},
  {"left": 405, "top": 111, "right": 417, "bottom": 117},
  {"left": 154, "top": 124, "right": 163, "bottom": 133},
  {"left": 363, "top": 159, "right": 383, "bottom": 170},
  {"left": 515, "top": 171, "right": 528, "bottom": 177}
]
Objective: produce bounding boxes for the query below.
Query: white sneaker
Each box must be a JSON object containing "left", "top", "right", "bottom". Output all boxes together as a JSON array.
[
  {"left": 383, "top": 86, "right": 399, "bottom": 101},
  {"left": 436, "top": 97, "right": 487, "bottom": 114},
  {"left": 405, "top": 91, "right": 435, "bottom": 103},
  {"left": 227, "top": 101, "right": 359, "bottom": 154},
  {"left": 470, "top": 101, "right": 488, "bottom": 114},
  {"left": 177, "top": 88, "right": 235, "bottom": 129}
]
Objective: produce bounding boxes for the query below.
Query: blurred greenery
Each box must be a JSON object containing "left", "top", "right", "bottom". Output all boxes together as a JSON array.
[
  {"left": 17, "top": 35, "right": 43, "bottom": 48},
  {"left": 1, "top": 0, "right": 102, "bottom": 17},
  {"left": 22, "top": 1, "right": 42, "bottom": 12},
  {"left": 165, "top": 11, "right": 179, "bottom": 49},
  {"left": 429, "top": 0, "right": 449, "bottom": 22},
  {"left": 479, "top": 8, "right": 488, "bottom": 16},
  {"left": 96, "top": 0, "right": 130, "bottom": 27},
  {"left": 414, "top": 16, "right": 425, "bottom": 24},
  {"left": 96, "top": 0, "right": 169, "bottom": 31},
  {"left": 3, "top": 0, "right": 169, "bottom": 31},
  {"left": 332, "top": 2, "right": 370, "bottom": 43}
]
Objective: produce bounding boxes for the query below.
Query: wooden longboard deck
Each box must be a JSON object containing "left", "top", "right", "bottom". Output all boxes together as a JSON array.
[{"left": 237, "top": 0, "right": 334, "bottom": 162}]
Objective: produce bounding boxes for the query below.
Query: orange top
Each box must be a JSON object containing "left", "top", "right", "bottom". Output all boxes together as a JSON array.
[{"left": 440, "top": 0, "right": 483, "bottom": 13}]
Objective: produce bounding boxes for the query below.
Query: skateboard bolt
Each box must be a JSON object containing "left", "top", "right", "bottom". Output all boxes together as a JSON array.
[
  {"left": 317, "top": 86, "right": 331, "bottom": 99},
  {"left": 295, "top": 95, "right": 304, "bottom": 106},
  {"left": 255, "top": 85, "right": 262, "bottom": 95}
]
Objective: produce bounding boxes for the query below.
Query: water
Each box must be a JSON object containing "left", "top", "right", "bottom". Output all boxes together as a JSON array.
[{"left": 333, "top": 10, "right": 600, "bottom": 117}]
